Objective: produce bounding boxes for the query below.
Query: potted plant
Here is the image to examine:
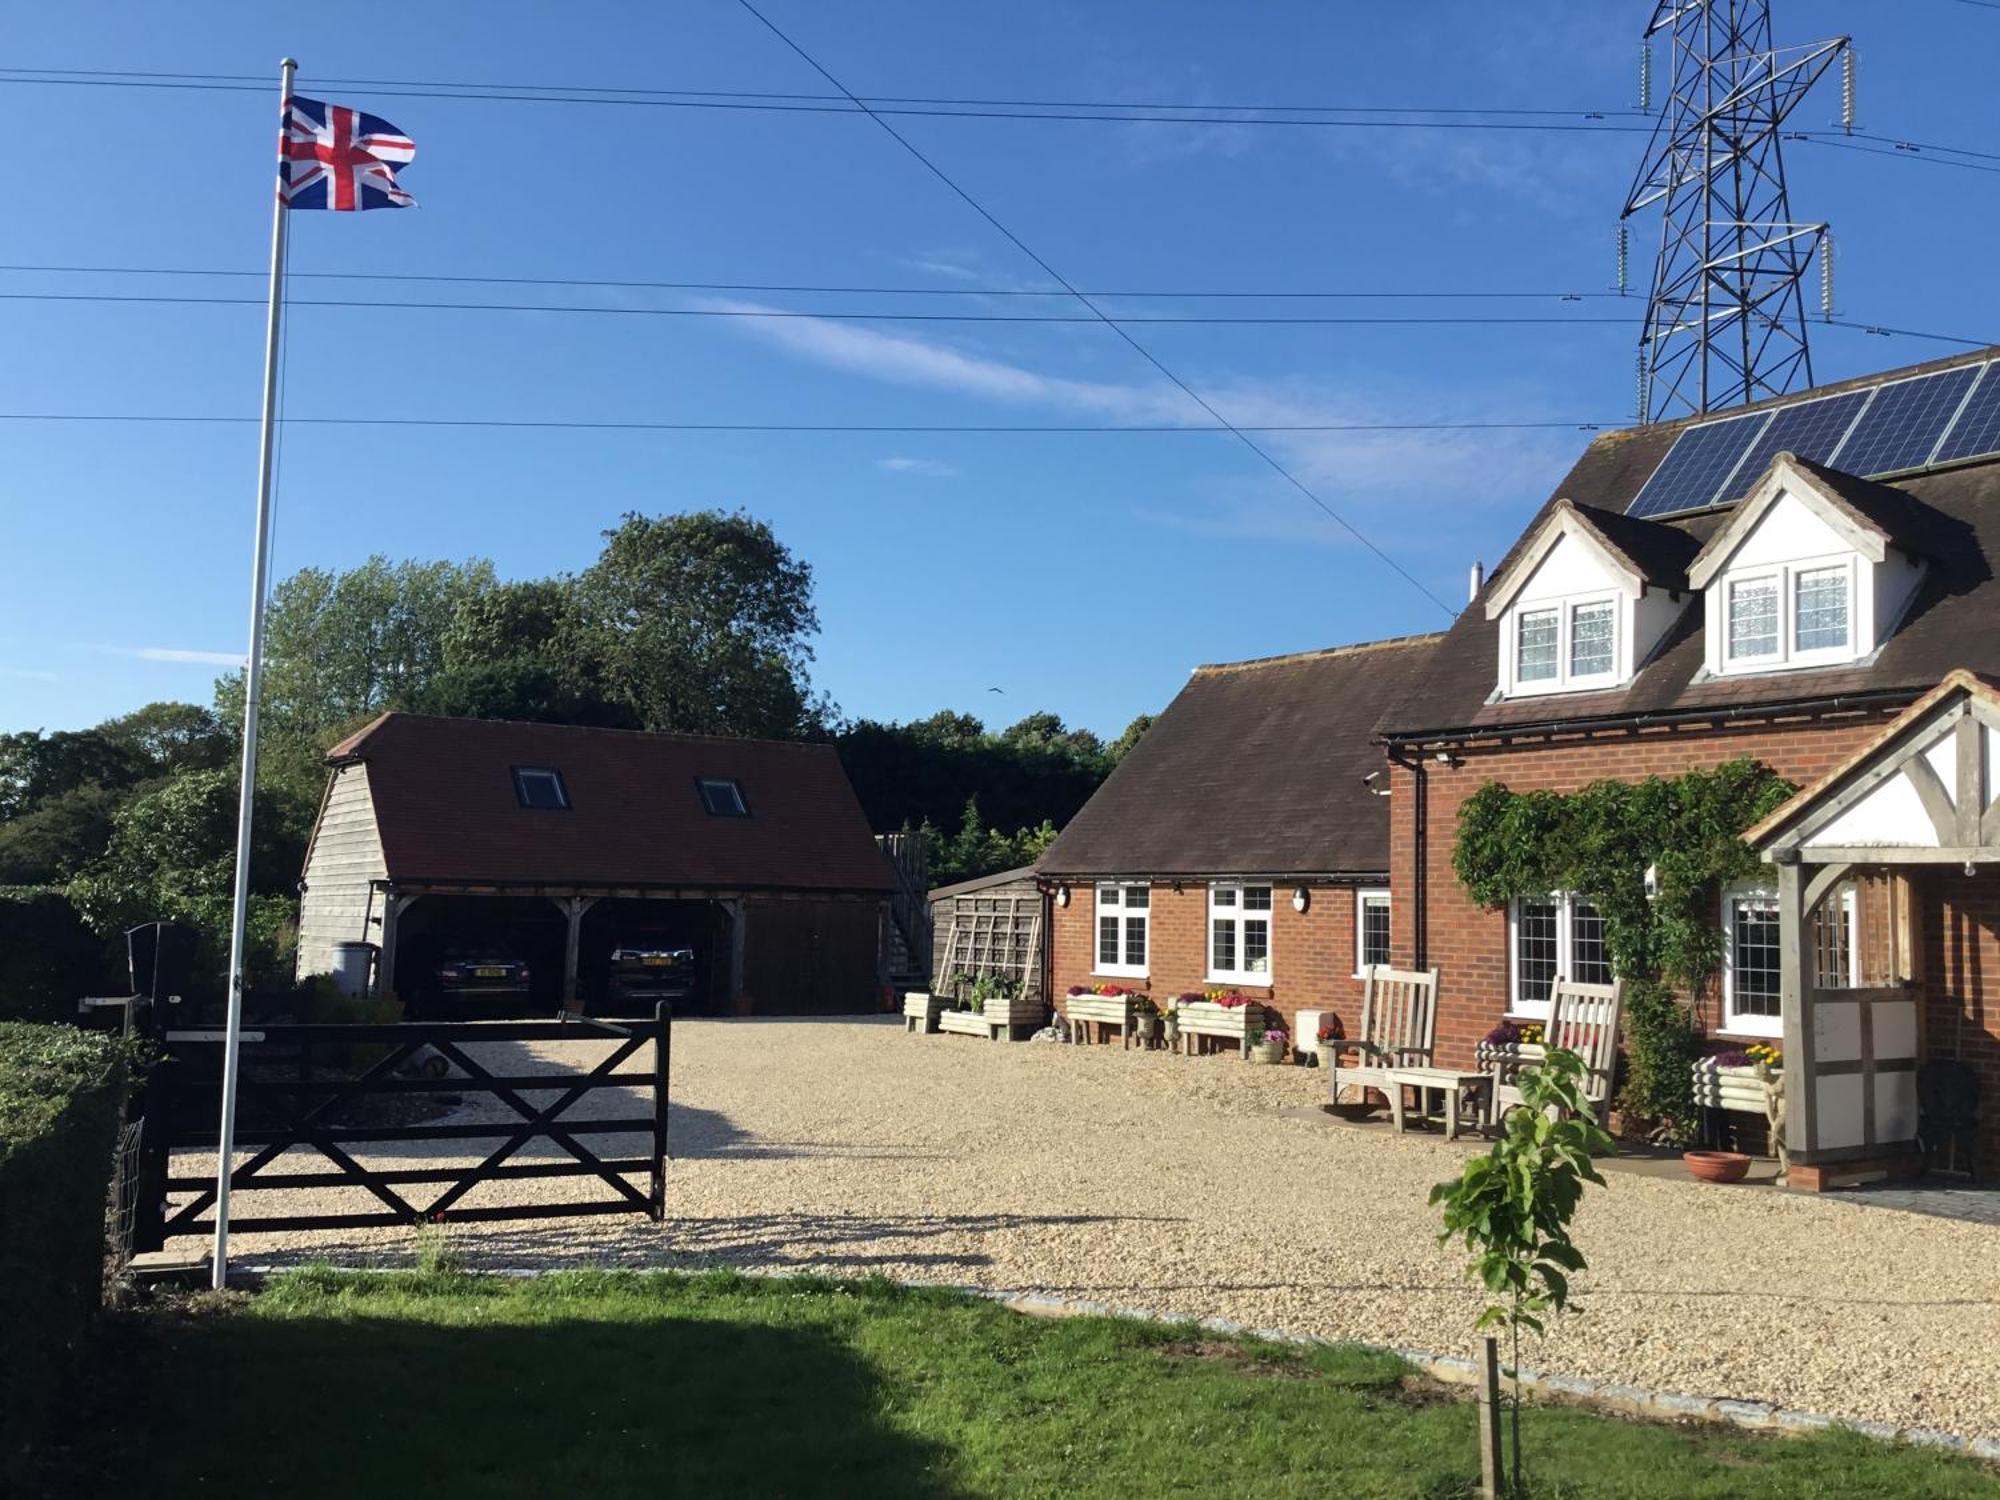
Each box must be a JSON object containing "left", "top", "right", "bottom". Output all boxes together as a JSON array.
[
  {"left": 1131, "top": 994, "right": 1161, "bottom": 1045},
  {"left": 1251, "top": 1025, "right": 1289, "bottom": 1065}
]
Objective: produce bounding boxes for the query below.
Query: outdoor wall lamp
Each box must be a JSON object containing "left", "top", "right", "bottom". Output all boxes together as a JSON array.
[
  {"left": 1056, "top": 884, "right": 1070, "bottom": 907},
  {"left": 1432, "top": 749, "right": 1460, "bottom": 767},
  {"left": 1292, "top": 887, "right": 1310, "bottom": 913}
]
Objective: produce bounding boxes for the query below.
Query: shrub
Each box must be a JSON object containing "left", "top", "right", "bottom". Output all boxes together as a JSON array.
[
  {"left": 0, "top": 889, "right": 121, "bottom": 1024},
  {"left": 0, "top": 1023, "right": 138, "bottom": 1471}
]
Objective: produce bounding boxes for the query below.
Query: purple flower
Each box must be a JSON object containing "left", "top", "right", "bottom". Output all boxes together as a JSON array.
[
  {"left": 1711, "top": 1050, "right": 1753, "bottom": 1069},
  {"left": 1484, "top": 1021, "right": 1522, "bottom": 1047}
]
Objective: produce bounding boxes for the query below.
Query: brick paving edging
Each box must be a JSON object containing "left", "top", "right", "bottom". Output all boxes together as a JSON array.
[{"left": 234, "top": 1261, "right": 1999, "bottom": 1461}]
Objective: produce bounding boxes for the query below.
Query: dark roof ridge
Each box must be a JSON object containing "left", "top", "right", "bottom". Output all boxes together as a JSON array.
[
  {"left": 330, "top": 709, "right": 837, "bottom": 762},
  {"left": 1193, "top": 630, "right": 1446, "bottom": 677}
]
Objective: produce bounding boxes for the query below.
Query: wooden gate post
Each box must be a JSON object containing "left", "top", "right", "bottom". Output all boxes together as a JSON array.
[{"left": 649, "top": 1001, "right": 671, "bottom": 1221}]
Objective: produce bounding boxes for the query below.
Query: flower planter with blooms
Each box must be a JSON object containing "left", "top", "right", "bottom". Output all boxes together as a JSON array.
[
  {"left": 1473, "top": 1018, "right": 1546, "bottom": 1073},
  {"left": 1065, "top": 983, "right": 1142, "bottom": 1044},
  {"left": 1175, "top": 989, "right": 1270, "bottom": 1059},
  {"left": 1251, "top": 1026, "right": 1290, "bottom": 1065},
  {"left": 1690, "top": 1044, "right": 1781, "bottom": 1114}
]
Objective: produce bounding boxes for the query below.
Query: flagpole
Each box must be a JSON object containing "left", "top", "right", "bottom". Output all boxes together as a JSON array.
[{"left": 212, "top": 55, "right": 296, "bottom": 1292}]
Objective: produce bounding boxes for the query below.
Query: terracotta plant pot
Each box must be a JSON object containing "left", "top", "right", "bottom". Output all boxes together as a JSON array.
[{"left": 1682, "top": 1149, "right": 1752, "bottom": 1184}]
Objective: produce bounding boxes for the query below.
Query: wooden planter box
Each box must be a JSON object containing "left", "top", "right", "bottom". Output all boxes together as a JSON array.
[
  {"left": 1691, "top": 1060, "right": 1774, "bottom": 1115},
  {"left": 936, "top": 995, "right": 1046, "bottom": 1041},
  {"left": 1175, "top": 1001, "right": 1268, "bottom": 1059},
  {"left": 903, "top": 991, "right": 945, "bottom": 1034},
  {"left": 1066, "top": 994, "right": 1136, "bottom": 1046}
]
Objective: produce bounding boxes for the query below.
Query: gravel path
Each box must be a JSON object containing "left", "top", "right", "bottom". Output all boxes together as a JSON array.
[{"left": 192, "top": 1016, "right": 2000, "bottom": 1438}]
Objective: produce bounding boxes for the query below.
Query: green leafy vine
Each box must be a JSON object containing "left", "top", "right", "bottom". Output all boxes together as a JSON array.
[{"left": 1451, "top": 758, "right": 1797, "bottom": 1143}]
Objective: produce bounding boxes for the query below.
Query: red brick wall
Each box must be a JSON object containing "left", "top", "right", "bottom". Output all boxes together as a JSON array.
[
  {"left": 1047, "top": 880, "right": 1380, "bottom": 1038},
  {"left": 1921, "top": 867, "right": 2000, "bottom": 1170},
  {"left": 1389, "top": 714, "right": 1898, "bottom": 1069}
]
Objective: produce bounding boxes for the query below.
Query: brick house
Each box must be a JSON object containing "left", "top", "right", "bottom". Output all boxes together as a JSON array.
[
  {"left": 1035, "top": 635, "right": 1440, "bottom": 1042},
  {"left": 1377, "top": 346, "right": 2000, "bottom": 1182}
]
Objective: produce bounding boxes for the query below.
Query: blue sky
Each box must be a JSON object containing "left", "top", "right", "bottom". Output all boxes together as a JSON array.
[{"left": 4, "top": 1, "right": 1996, "bottom": 736}]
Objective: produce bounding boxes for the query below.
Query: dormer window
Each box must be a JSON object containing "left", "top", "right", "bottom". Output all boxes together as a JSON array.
[
  {"left": 1689, "top": 455, "right": 1925, "bottom": 679},
  {"left": 1482, "top": 500, "right": 1693, "bottom": 702}
]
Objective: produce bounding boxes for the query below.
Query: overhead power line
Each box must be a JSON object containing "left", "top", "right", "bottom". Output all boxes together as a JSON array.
[
  {"left": 731, "top": 0, "right": 1460, "bottom": 618},
  {"left": 0, "top": 413, "right": 1620, "bottom": 434},
  {"left": 0, "top": 262, "right": 1631, "bottom": 302},
  {"left": 0, "top": 289, "right": 1642, "bottom": 327}
]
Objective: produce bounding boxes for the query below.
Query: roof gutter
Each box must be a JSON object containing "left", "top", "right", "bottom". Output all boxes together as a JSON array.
[{"left": 1380, "top": 686, "right": 1922, "bottom": 751}]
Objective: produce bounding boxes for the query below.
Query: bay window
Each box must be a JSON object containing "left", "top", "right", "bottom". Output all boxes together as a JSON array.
[
  {"left": 1507, "top": 893, "right": 1612, "bottom": 1017},
  {"left": 1208, "top": 883, "right": 1272, "bottom": 985},
  {"left": 1094, "top": 883, "right": 1149, "bottom": 977}
]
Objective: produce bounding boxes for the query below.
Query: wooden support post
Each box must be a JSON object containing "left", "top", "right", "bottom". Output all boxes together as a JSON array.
[
  {"left": 556, "top": 895, "right": 599, "bottom": 1014},
  {"left": 377, "top": 892, "right": 415, "bottom": 1000},
  {"left": 1478, "top": 1335, "right": 1504, "bottom": 1500},
  {"left": 1778, "top": 860, "right": 1810, "bottom": 1164},
  {"left": 722, "top": 898, "right": 748, "bottom": 1009}
]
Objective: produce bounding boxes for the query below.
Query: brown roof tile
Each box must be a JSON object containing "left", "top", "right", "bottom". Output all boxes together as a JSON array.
[
  {"left": 1037, "top": 633, "right": 1442, "bottom": 879},
  {"left": 327, "top": 713, "right": 893, "bottom": 892}
]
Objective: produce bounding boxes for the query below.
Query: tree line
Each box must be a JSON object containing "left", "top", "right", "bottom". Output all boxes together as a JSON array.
[{"left": 0, "top": 509, "right": 1146, "bottom": 1004}]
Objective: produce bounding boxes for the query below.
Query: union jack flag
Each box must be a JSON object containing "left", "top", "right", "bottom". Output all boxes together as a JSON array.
[{"left": 280, "top": 96, "right": 416, "bottom": 211}]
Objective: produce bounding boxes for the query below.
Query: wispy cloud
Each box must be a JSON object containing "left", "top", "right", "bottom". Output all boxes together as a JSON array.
[
  {"left": 876, "top": 457, "right": 961, "bottom": 479},
  {"left": 100, "top": 645, "right": 245, "bottom": 666},
  {"left": 0, "top": 665, "right": 59, "bottom": 681},
  {"left": 717, "top": 304, "right": 1576, "bottom": 547}
]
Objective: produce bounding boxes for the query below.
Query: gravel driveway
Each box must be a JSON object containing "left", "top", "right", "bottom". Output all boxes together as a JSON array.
[{"left": 194, "top": 1016, "right": 2000, "bottom": 1438}]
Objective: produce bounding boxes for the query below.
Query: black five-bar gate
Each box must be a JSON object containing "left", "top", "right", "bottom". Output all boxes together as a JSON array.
[{"left": 130, "top": 1007, "right": 670, "bottom": 1250}]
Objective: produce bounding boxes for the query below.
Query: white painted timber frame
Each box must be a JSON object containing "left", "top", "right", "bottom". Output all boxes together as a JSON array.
[{"left": 1751, "top": 671, "right": 2000, "bottom": 1166}]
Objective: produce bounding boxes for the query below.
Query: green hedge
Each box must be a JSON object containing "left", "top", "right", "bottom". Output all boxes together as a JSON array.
[
  {"left": 0, "top": 1023, "right": 135, "bottom": 1471},
  {"left": 0, "top": 889, "right": 122, "bottom": 1023}
]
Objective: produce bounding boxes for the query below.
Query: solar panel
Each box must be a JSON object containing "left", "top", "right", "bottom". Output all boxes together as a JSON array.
[
  {"left": 1931, "top": 362, "right": 2000, "bottom": 465},
  {"left": 1828, "top": 365, "right": 1982, "bottom": 478},
  {"left": 1625, "top": 410, "right": 1771, "bottom": 519},
  {"left": 1716, "top": 389, "right": 1873, "bottom": 503}
]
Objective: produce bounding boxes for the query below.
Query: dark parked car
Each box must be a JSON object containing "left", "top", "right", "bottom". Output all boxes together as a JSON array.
[
  {"left": 427, "top": 947, "right": 532, "bottom": 1012},
  {"left": 605, "top": 942, "right": 696, "bottom": 1013}
]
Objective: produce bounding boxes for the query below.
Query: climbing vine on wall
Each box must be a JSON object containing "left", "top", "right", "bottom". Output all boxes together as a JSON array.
[{"left": 1451, "top": 758, "right": 1798, "bottom": 1141}]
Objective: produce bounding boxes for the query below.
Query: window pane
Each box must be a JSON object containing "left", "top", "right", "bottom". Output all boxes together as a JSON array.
[
  {"left": 1570, "top": 899, "right": 1613, "bottom": 986},
  {"left": 1812, "top": 890, "right": 1853, "bottom": 988},
  {"left": 1098, "top": 916, "right": 1119, "bottom": 967},
  {"left": 1212, "top": 919, "right": 1236, "bottom": 974},
  {"left": 1243, "top": 886, "right": 1272, "bottom": 911},
  {"left": 1732, "top": 896, "right": 1782, "bottom": 1017},
  {"left": 1096, "top": 885, "right": 1118, "bottom": 907},
  {"left": 1794, "top": 567, "right": 1849, "bottom": 652},
  {"left": 1124, "top": 885, "right": 1149, "bottom": 908},
  {"left": 1124, "top": 915, "right": 1147, "bottom": 968},
  {"left": 1212, "top": 887, "right": 1237, "bottom": 908},
  {"left": 1517, "top": 609, "right": 1559, "bottom": 682},
  {"left": 1728, "top": 578, "right": 1779, "bottom": 660},
  {"left": 1361, "top": 897, "right": 1391, "bottom": 969},
  {"left": 1516, "top": 898, "right": 1559, "bottom": 1008},
  {"left": 1243, "top": 917, "right": 1270, "bottom": 973},
  {"left": 1569, "top": 601, "right": 1615, "bottom": 678}
]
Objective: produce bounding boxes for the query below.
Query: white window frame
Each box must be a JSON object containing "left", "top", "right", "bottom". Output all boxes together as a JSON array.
[
  {"left": 1504, "top": 591, "right": 1625, "bottom": 698},
  {"left": 1353, "top": 889, "right": 1392, "bottom": 978},
  {"left": 1720, "top": 880, "right": 1860, "bottom": 1038},
  {"left": 1092, "top": 883, "right": 1149, "bottom": 978},
  {"left": 1506, "top": 892, "right": 1610, "bottom": 1019},
  {"left": 1716, "top": 554, "right": 1858, "bottom": 675},
  {"left": 1207, "top": 882, "right": 1274, "bottom": 986},
  {"left": 1720, "top": 882, "right": 1784, "bottom": 1038}
]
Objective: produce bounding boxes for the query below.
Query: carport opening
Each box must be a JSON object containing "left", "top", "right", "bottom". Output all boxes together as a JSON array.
[
  {"left": 390, "top": 894, "right": 567, "bottom": 1017},
  {"left": 581, "top": 897, "right": 733, "bottom": 1017}
]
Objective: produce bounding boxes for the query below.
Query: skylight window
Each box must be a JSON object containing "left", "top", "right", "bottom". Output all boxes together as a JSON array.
[
  {"left": 697, "top": 777, "right": 749, "bottom": 817},
  {"left": 513, "top": 766, "right": 569, "bottom": 810}
]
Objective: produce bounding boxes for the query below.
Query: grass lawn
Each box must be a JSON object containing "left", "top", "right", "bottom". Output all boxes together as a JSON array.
[{"left": 43, "top": 1268, "right": 2000, "bottom": 1500}]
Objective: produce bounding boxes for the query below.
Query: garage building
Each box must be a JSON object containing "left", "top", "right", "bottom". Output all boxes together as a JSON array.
[{"left": 295, "top": 712, "right": 895, "bottom": 1015}]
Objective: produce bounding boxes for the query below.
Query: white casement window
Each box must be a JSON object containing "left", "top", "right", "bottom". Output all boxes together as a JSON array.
[
  {"left": 1508, "top": 595, "right": 1622, "bottom": 696},
  {"left": 1722, "top": 880, "right": 1859, "bottom": 1037},
  {"left": 1093, "top": 884, "right": 1149, "bottom": 977},
  {"left": 1720, "top": 557, "right": 1856, "bottom": 673},
  {"left": 1354, "top": 889, "right": 1392, "bottom": 977},
  {"left": 1507, "top": 893, "right": 1613, "bottom": 1018},
  {"left": 1721, "top": 884, "right": 1782, "bottom": 1037},
  {"left": 1208, "top": 883, "right": 1273, "bottom": 985}
]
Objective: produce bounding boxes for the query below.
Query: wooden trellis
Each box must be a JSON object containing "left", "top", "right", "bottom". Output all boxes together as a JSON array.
[{"left": 932, "top": 891, "right": 1044, "bottom": 1001}]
